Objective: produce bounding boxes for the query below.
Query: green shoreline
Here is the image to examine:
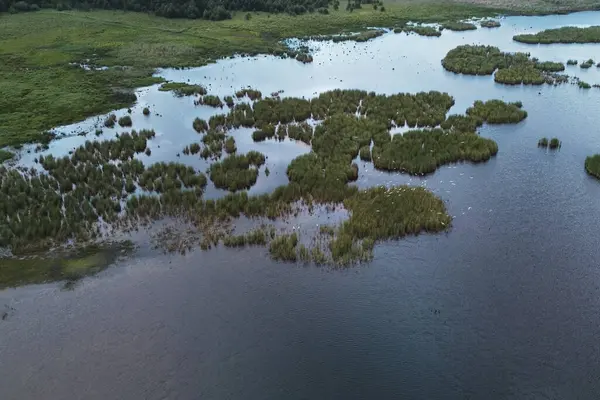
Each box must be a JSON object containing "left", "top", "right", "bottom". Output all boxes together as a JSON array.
[{"left": 2, "top": 3, "right": 598, "bottom": 149}]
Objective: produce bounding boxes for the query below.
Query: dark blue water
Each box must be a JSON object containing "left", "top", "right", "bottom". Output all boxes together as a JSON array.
[{"left": 2, "top": 11, "right": 600, "bottom": 400}]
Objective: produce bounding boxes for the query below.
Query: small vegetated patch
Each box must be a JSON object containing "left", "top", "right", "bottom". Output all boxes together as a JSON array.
[
  {"left": 193, "top": 118, "right": 208, "bottom": 133},
  {"left": 538, "top": 137, "right": 549, "bottom": 147},
  {"left": 395, "top": 25, "right": 441, "bottom": 37},
  {"left": 118, "top": 115, "right": 132, "bottom": 127},
  {"left": 104, "top": 113, "right": 117, "bottom": 128},
  {"left": 143, "top": 107, "right": 150, "bottom": 116},
  {"left": 235, "top": 88, "right": 262, "bottom": 100},
  {"left": 567, "top": 59, "right": 578, "bottom": 66},
  {"left": 159, "top": 82, "right": 207, "bottom": 97},
  {"left": 466, "top": 100, "right": 527, "bottom": 124},
  {"left": 224, "top": 96, "right": 234, "bottom": 108},
  {"left": 0, "top": 150, "right": 14, "bottom": 163},
  {"left": 442, "top": 45, "right": 568, "bottom": 85},
  {"left": 209, "top": 151, "right": 266, "bottom": 191},
  {"left": 224, "top": 137, "right": 237, "bottom": 154},
  {"left": 296, "top": 52, "right": 314, "bottom": 64},
  {"left": 578, "top": 81, "right": 591, "bottom": 89},
  {"left": 585, "top": 154, "right": 600, "bottom": 179},
  {"left": 200, "top": 95, "right": 223, "bottom": 107},
  {"left": 269, "top": 233, "right": 298, "bottom": 262},
  {"left": 534, "top": 61, "right": 565, "bottom": 72},
  {"left": 514, "top": 26, "right": 600, "bottom": 44},
  {"left": 480, "top": 20, "right": 501, "bottom": 28},
  {"left": 580, "top": 59, "right": 594, "bottom": 69},
  {"left": 441, "top": 21, "right": 477, "bottom": 31},
  {"left": 548, "top": 138, "right": 561, "bottom": 149},
  {"left": 286, "top": 122, "right": 313, "bottom": 144}
]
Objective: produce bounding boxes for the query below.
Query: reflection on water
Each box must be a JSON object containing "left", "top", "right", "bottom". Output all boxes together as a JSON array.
[{"left": 2, "top": 11, "right": 600, "bottom": 399}]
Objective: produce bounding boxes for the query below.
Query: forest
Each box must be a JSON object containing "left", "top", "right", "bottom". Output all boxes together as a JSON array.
[{"left": 0, "top": 0, "right": 332, "bottom": 19}]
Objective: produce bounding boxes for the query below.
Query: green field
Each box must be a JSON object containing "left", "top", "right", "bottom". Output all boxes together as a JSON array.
[{"left": 1, "top": 1, "right": 599, "bottom": 148}]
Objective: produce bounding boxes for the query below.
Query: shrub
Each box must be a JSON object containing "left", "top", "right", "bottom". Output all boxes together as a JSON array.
[
  {"left": 104, "top": 114, "right": 117, "bottom": 128},
  {"left": 193, "top": 118, "right": 208, "bottom": 133},
  {"left": 514, "top": 26, "right": 600, "bottom": 44}
]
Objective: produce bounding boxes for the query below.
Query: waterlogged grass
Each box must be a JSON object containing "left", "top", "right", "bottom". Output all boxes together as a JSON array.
[
  {"left": 580, "top": 59, "right": 594, "bottom": 69},
  {"left": 209, "top": 151, "right": 266, "bottom": 191},
  {"left": 538, "top": 137, "right": 549, "bottom": 147},
  {"left": 442, "top": 45, "right": 568, "bottom": 85},
  {"left": 549, "top": 138, "right": 561, "bottom": 149},
  {"left": 0, "top": 150, "right": 14, "bottom": 163},
  {"left": 585, "top": 154, "right": 600, "bottom": 179},
  {"left": 567, "top": 59, "right": 578, "bottom": 66},
  {"left": 578, "top": 81, "right": 592, "bottom": 89},
  {"left": 159, "top": 82, "right": 207, "bottom": 96},
  {"left": 0, "top": 244, "right": 131, "bottom": 288},
  {"left": 481, "top": 20, "right": 501, "bottom": 28},
  {"left": 514, "top": 26, "right": 600, "bottom": 44},
  {"left": 396, "top": 25, "right": 441, "bottom": 37}
]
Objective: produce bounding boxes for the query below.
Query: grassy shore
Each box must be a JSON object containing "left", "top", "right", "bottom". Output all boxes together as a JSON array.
[{"left": 0, "top": 2, "right": 528, "bottom": 149}]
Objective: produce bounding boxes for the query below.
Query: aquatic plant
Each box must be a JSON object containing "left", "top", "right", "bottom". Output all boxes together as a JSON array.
[
  {"left": 538, "top": 137, "right": 548, "bottom": 147},
  {"left": 104, "top": 114, "right": 117, "bottom": 128},
  {"left": 192, "top": 117, "right": 208, "bottom": 133},
  {"left": 286, "top": 122, "right": 313, "bottom": 144},
  {"left": 585, "top": 154, "right": 600, "bottom": 180},
  {"left": 159, "top": 82, "right": 207, "bottom": 96},
  {"left": 142, "top": 107, "right": 150, "bottom": 116},
  {"left": 269, "top": 233, "right": 298, "bottom": 262},
  {"left": 235, "top": 88, "right": 262, "bottom": 100},
  {"left": 372, "top": 128, "right": 498, "bottom": 175},
  {"left": 396, "top": 25, "right": 441, "bottom": 37},
  {"left": 296, "top": 53, "right": 314, "bottom": 64},
  {"left": 580, "top": 59, "right": 594, "bottom": 69},
  {"left": 118, "top": 115, "right": 132, "bottom": 127},
  {"left": 442, "top": 45, "right": 565, "bottom": 85},
  {"left": 209, "top": 151, "right": 265, "bottom": 191},
  {"left": 224, "top": 137, "right": 237, "bottom": 154},
  {"left": 514, "top": 26, "right": 600, "bottom": 44},
  {"left": 480, "top": 20, "right": 501, "bottom": 28},
  {"left": 441, "top": 21, "right": 477, "bottom": 31},
  {"left": 224, "top": 95, "right": 234, "bottom": 107},
  {"left": 359, "top": 145, "right": 371, "bottom": 161},
  {"left": 567, "top": 59, "right": 578, "bottom": 65},
  {"left": 578, "top": 81, "right": 591, "bottom": 89},
  {"left": 549, "top": 138, "right": 561, "bottom": 149},
  {"left": 200, "top": 95, "right": 223, "bottom": 107},
  {"left": 466, "top": 100, "right": 527, "bottom": 124}
]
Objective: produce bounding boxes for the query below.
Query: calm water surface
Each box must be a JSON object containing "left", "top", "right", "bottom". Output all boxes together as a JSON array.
[{"left": 2, "top": 11, "right": 600, "bottom": 399}]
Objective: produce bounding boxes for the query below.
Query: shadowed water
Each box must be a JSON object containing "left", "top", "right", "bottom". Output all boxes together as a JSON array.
[{"left": 2, "top": 11, "right": 600, "bottom": 399}]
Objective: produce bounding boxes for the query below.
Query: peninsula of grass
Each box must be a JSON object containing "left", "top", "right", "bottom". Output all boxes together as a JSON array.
[
  {"left": 159, "top": 82, "right": 207, "bottom": 97},
  {"left": 514, "top": 26, "right": 600, "bottom": 44},
  {"left": 209, "top": 151, "right": 266, "bottom": 191},
  {"left": 441, "top": 21, "right": 477, "bottom": 31},
  {"left": 480, "top": 20, "right": 501, "bottom": 28},
  {"left": 396, "top": 25, "right": 441, "bottom": 37},
  {"left": 442, "top": 45, "right": 567, "bottom": 85},
  {"left": 585, "top": 154, "right": 600, "bottom": 180}
]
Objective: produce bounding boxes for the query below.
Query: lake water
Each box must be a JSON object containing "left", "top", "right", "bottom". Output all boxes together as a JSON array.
[{"left": 2, "top": 11, "right": 600, "bottom": 399}]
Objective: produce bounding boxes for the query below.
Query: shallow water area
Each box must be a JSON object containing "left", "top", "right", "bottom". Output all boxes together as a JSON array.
[{"left": 3, "top": 10, "right": 600, "bottom": 399}]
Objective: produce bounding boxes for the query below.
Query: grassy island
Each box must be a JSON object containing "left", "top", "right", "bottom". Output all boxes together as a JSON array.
[
  {"left": 585, "top": 154, "right": 600, "bottom": 179},
  {"left": 441, "top": 21, "right": 477, "bottom": 31},
  {"left": 514, "top": 26, "right": 600, "bottom": 44},
  {"left": 159, "top": 82, "right": 207, "bottom": 97},
  {"left": 209, "top": 151, "right": 265, "bottom": 191},
  {"left": 481, "top": 20, "right": 501, "bottom": 28},
  {"left": 442, "top": 45, "right": 568, "bottom": 85},
  {"left": 395, "top": 25, "right": 441, "bottom": 37}
]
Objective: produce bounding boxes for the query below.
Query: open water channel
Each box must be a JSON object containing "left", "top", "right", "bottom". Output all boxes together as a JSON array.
[{"left": 2, "top": 11, "right": 600, "bottom": 399}]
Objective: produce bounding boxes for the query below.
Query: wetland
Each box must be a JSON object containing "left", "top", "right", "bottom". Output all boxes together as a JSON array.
[{"left": 2, "top": 8, "right": 600, "bottom": 400}]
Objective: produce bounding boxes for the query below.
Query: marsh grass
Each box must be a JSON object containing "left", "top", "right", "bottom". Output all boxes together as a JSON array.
[
  {"left": 580, "top": 59, "right": 594, "bottom": 69},
  {"left": 396, "top": 25, "right": 441, "bottom": 37},
  {"left": 118, "top": 115, "right": 133, "bottom": 127},
  {"left": 585, "top": 154, "right": 600, "bottom": 179},
  {"left": 441, "top": 21, "right": 477, "bottom": 31},
  {"left": 159, "top": 82, "right": 207, "bottom": 96},
  {"left": 209, "top": 151, "right": 266, "bottom": 191},
  {"left": 480, "top": 20, "right": 501, "bottom": 28},
  {"left": 0, "top": 150, "right": 14, "bottom": 163},
  {"left": 549, "top": 138, "right": 561, "bottom": 149},
  {"left": 538, "top": 137, "right": 548, "bottom": 147}
]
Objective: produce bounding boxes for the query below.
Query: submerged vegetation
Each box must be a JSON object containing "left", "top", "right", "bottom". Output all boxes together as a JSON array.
[
  {"left": 514, "top": 26, "right": 600, "bottom": 44},
  {"left": 442, "top": 45, "right": 568, "bottom": 85}
]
